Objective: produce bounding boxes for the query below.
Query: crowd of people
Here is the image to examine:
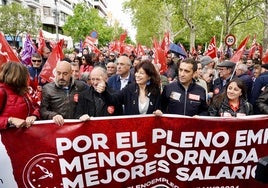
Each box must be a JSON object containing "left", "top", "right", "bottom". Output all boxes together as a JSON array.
[{"left": 0, "top": 44, "right": 268, "bottom": 130}]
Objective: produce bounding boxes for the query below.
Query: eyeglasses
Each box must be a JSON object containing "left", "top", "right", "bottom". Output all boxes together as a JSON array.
[{"left": 32, "top": 60, "right": 42, "bottom": 62}]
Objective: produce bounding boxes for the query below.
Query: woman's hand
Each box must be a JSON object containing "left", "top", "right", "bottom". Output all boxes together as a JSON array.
[
  {"left": 9, "top": 117, "right": 26, "bottom": 128},
  {"left": 25, "top": 116, "right": 37, "bottom": 128},
  {"left": 79, "top": 114, "right": 90, "bottom": 121},
  {"left": 153, "top": 109, "right": 163, "bottom": 116}
]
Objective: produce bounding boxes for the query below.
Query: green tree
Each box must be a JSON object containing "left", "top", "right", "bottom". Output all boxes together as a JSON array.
[
  {"left": 124, "top": 0, "right": 264, "bottom": 51},
  {"left": 0, "top": 2, "right": 41, "bottom": 47},
  {"left": 124, "top": 0, "right": 166, "bottom": 47},
  {"left": 63, "top": 3, "right": 129, "bottom": 47}
]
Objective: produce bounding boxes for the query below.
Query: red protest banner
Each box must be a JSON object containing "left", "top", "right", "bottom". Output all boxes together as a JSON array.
[{"left": 0, "top": 115, "right": 268, "bottom": 188}]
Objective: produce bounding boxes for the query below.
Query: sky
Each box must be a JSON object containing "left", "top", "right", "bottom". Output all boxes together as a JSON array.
[{"left": 106, "top": 0, "right": 136, "bottom": 41}]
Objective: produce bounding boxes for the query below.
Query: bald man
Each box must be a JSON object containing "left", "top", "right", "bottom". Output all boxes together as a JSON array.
[
  {"left": 107, "top": 55, "right": 135, "bottom": 91},
  {"left": 40, "top": 61, "right": 88, "bottom": 125}
]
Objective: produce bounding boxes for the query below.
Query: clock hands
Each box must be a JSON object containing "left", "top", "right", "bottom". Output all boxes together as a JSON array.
[{"left": 36, "top": 164, "right": 53, "bottom": 179}]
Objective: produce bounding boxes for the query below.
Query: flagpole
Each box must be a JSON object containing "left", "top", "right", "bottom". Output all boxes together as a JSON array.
[
  {"left": 54, "top": 0, "right": 59, "bottom": 42},
  {"left": 230, "top": 63, "right": 238, "bottom": 81}
]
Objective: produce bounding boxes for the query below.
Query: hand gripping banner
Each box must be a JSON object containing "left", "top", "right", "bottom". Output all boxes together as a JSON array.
[{"left": 0, "top": 115, "right": 268, "bottom": 188}]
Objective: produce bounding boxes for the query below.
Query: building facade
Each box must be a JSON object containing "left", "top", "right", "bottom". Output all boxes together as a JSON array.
[{"left": 0, "top": 0, "right": 108, "bottom": 47}]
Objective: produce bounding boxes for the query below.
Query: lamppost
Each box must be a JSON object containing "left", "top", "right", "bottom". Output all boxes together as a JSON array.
[{"left": 54, "top": 0, "right": 59, "bottom": 42}]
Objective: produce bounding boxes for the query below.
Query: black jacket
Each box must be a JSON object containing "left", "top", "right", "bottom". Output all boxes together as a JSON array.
[
  {"left": 256, "top": 86, "right": 268, "bottom": 114},
  {"left": 104, "top": 83, "right": 161, "bottom": 115},
  {"left": 209, "top": 98, "right": 253, "bottom": 117},
  {"left": 161, "top": 80, "right": 208, "bottom": 116},
  {"left": 75, "top": 86, "right": 120, "bottom": 118}
]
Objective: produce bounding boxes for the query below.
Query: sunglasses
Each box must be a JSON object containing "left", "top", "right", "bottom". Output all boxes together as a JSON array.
[
  {"left": 209, "top": 74, "right": 214, "bottom": 78},
  {"left": 32, "top": 60, "right": 42, "bottom": 62}
]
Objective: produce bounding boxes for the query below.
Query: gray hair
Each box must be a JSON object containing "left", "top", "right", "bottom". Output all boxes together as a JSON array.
[{"left": 237, "top": 63, "right": 248, "bottom": 73}]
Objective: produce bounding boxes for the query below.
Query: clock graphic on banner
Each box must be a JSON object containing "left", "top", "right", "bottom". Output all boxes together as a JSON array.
[{"left": 22, "top": 153, "right": 63, "bottom": 188}]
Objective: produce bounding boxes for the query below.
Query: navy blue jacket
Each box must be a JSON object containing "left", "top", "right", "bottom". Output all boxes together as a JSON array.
[
  {"left": 237, "top": 73, "right": 253, "bottom": 99},
  {"left": 212, "top": 76, "right": 232, "bottom": 96},
  {"left": 250, "top": 72, "right": 268, "bottom": 105},
  {"left": 161, "top": 81, "right": 208, "bottom": 116},
  {"left": 107, "top": 73, "right": 135, "bottom": 91}
]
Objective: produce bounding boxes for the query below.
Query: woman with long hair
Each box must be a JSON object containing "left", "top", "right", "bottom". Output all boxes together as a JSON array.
[
  {"left": 209, "top": 78, "right": 253, "bottom": 117},
  {"left": 0, "top": 62, "right": 40, "bottom": 129},
  {"left": 97, "top": 59, "right": 161, "bottom": 115}
]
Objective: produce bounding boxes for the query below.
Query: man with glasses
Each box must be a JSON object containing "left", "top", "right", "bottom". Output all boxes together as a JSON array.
[
  {"left": 28, "top": 53, "right": 43, "bottom": 89},
  {"left": 212, "top": 60, "right": 235, "bottom": 96}
]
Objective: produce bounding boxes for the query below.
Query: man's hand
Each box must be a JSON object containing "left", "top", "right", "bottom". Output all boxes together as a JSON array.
[{"left": 52, "top": 115, "right": 64, "bottom": 126}]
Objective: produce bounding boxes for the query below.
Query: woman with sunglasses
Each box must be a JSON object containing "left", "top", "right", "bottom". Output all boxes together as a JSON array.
[{"left": 79, "top": 53, "right": 94, "bottom": 74}]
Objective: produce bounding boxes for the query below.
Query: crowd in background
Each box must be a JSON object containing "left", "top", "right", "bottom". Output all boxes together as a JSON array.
[{"left": 1, "top": 43, "right": 268, "bottom": 129}]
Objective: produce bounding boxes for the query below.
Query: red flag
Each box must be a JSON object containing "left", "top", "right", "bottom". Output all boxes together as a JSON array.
[
  {"left": 37, "top": 29, "right": 46, "bottom": 55},
  {"left": 0, "top": 32, "right": 20, "bottom": 66},
  {"left": 204, "top": 36, "right": 217, "bottom": 59},
  {"left": 82, "top": 36, "right": 100, "bottom": 54},
  {"left": 161, "top": 32, "right": 170, "bottom": 54},
  {"left": 121, "top": 44, "right": 135, "bottom": 56},
  {"left": 109, "top": 40, "right": 120, "bottom": 53},
  {"left": 230, "top": 35, "right": 250, "bottom": 63},
  {"left": 89, "top": 44, "right": 101, "bottom": 55},
  {"left": 153, "top": 37, "right": 167, "bottom": 73},
  {"left": 191, "top": 47, "right": 197, "bottom": 55},
  {"left": 39, "top": 39, "right": 65, "bottom": 83},
  {"left": 262, "top": 49, "right": 268, "bottom": 63},
  {"left": 248, "top": 34, "right": 263, "bottom": 59},
  {"left": 119, "top": 31, "right": 127, "bottom": 43},
  {"left": 136, "top": 43, "right": 145, "bottom": 56},
  {"left": 119, "top": 31, "right": 128, "bottom": 54}
]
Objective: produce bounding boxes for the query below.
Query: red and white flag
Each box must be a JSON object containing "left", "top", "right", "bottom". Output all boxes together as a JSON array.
[
  {"left": 161, "top": 32, "right": 170, "bottom": 54},
  {"left": 204, "top": 36, "right": 217, "bottom": 59},
  {"left": 37, "top": 29, "right": 46, "bottom": 55},
  {"left": 0, "top": 32, "right": 20, "bottom": 66},
  {"left": 136, "top": 43, "right": 145, "bottom": 56},
  {"left": 83, "top": 36, "right": 101, "bottom": 54},
  {"left": 39, "top": 39, "right": 65, "bottom": 83},
  {"left": 153, "top": 37, "right": 167, "bottom": 73},
  {"left": 83, "top": 36, "right": 96, "bottom": 48},
  {"left": 119, "top": 30, "right": 127, "bottom": 43},
  {"left": 248, "top": 34, "right": 262, "bottom": 59},
  {"left": 230, "top": 35, "right": 250, "bottom": 63}
]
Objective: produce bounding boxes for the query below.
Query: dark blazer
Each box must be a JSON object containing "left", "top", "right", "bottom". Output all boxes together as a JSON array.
[
  {"left": 107, "top": 73, "right": 135, "bottom": 91},
  {"left": 104, "top": 83, "right": 161, "bottom": 115}
]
